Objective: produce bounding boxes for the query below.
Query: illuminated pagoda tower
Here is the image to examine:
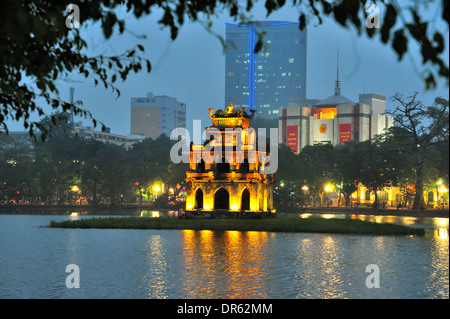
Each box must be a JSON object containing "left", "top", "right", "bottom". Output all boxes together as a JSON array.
[{"left": 185, "top": 103, "right": 275, "bottom": 216}]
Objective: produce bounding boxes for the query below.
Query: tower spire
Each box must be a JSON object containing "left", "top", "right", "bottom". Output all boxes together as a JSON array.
[{"left": 334, "top": 50, "right": 341, "bottom": 95}]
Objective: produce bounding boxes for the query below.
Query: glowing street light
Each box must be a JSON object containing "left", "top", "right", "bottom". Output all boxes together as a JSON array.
[
  {"left": 324, "top": 184, "right": 333, "bottom": 193},
  {"left": 301, "top": 185, "right": 309, "bottom": 192},
  {"left": 153, "top": 184, "right": 160, "bottom": 200}
]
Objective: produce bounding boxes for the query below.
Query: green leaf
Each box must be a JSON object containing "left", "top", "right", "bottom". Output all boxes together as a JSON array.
[
  {"left": 392, "top": 29, "right": 408, "bottom": 60},
  {"left": 299, "top": 13, "right": 306, "bottom": 30},
  {"left": 443, "top": 0, "right": 449, "bottom": 25},
  {"left": 433, "top": 32, "right": 444, "bottom": 53},
  {"left": 103, "top": 12, "right": 117, "bottom": 39},
  {"left": 254, "top": 38, "right": 263, "bottom": 53},
  {"left": 380, "top": 4, "right": 397, "bottom": 44}
]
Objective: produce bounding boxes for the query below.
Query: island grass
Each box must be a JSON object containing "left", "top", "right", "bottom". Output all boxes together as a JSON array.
[{"left": 49, "top": 216, "right": 425, "bottom": 236}]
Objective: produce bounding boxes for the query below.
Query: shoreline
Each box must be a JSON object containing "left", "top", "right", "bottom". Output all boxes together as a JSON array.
[
  {"left": 1, "top": 204, "right": 448, "bottom": 218},
  {"left": 289, "top": 207, "right": 450, "bottom": 219},
  {"left": 49, "top": 216, "right": 426, "bottom": 236}
]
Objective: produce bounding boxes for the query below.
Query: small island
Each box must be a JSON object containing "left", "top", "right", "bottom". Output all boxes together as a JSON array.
[{"left": 49, "top": 216, "right": 425, "bottom": 236}]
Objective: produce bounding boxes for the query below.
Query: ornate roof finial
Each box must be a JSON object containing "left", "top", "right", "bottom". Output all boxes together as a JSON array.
[{"left": 226, "top": 102, "right": 234, "bottom": 114}]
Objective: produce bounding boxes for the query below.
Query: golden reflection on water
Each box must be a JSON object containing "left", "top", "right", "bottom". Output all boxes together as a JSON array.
[
  {"left": 429, "top": 232, "right": 450, "bottom": 298},
  {"left": 181, "top": 230, "right": 271, "bottom": 298},
  {"left": 141, "top": 215, "right": 448, "bottom": 298},
  {"left": 144, "top": 234, "right": 170, "bottom": 298},
  {"left": 314, "top": 214, "right": 449, "bottom": 239}
]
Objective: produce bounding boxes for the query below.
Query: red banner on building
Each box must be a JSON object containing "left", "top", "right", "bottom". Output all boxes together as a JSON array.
[
  {"left": 286, "top": 125, "right": 298, "bottom": 154},
  {"left": 339, "top": 123, "right": 352, "bottom": 145}
]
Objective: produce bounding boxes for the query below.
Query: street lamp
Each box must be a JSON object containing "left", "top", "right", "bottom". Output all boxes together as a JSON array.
[
  {"left": 71, "top": 185, "right": 80, "bottom": 205},
  {"left": 438, "top": 185, "right": 448, "bottom": 206},
  {"left": 153, "top": 184, "right": 160, "bottom": 200},
  {"left": 324, "top": 184, "right": 333, "bottom": 207}
]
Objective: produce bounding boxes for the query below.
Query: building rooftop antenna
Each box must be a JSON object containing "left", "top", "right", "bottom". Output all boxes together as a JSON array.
[{"left": 334, "top": 50, "right": 341, "bottom": 96}]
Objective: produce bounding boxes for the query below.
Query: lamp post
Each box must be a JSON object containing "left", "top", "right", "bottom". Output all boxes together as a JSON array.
[
  {"left": 301, "top": 185, "right": 309, "bottom": 207},
  {"left": 153, "top": 185, "right": 160, "bottom": 200},
  {"left": 438, "top": 184, "right": 448, "bottom": 210},
  {"left": 71, "top": 185, "right": 80, "bottom": 205},
  {"left": 324, "top": 184, "right": 333, "bottom": 207}
]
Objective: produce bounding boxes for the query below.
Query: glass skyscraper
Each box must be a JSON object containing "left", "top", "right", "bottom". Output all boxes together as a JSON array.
[{"left": 225, "top": 21, "right": 307, "bottom": 118}]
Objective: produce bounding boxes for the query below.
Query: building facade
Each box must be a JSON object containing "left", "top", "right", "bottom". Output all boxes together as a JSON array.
[
  {"left": 130, "top": 92, "right": 186, "bottom": 139},
  {"left": 225, "top": 21, "right": 307, "bottom": 118},
  {"left": 9, "top": 122, "right": 145, "bottom": 149},
  {"left": 278, "top": 85, "right": 394, "bottom": 153},
  {"left": 73, "top": 122, "right": 145, "bottom": 148}
]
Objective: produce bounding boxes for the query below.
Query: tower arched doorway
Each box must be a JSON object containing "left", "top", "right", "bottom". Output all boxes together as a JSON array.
[
  {"left": 194, "top": 188, "right": 203, "bottom": 209},
  {"left": 214, "top": 188, "right": 229, "bottom": 210},
  {"left": 241, "top": 188, "right": 250, "bottom": 211}
]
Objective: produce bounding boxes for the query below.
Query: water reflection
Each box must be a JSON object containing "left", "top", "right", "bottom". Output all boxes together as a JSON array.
[
  {"left": 428, "top": 235, "right": 450, "bottom": 298},
  {"left": 295, "top": 235, "right": 346, "bottom": 298},
  {"left": 143, "top": 234, "right": 170, "bottom": 298},
  {"left": 299, "top": 213, "right": 449, "bottom": 239},
  {"left": 180, "top": 230, "right": 272, "bottom": 298}
]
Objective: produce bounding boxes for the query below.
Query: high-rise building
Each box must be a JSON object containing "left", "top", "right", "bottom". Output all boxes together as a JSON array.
[
  {"left": 225, "top": 21, "right": 307, "bottom": 118},
  {"left": 130, "top": 92, "right": 186, "bottom": 139}
]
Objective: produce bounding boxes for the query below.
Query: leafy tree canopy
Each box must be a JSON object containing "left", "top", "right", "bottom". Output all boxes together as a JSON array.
[{"left": 1, "top": 0, "right": 448, "bottom": 139}]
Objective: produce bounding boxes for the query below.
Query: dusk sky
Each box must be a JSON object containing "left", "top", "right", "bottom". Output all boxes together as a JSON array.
[{"left": 6, "top": 1, "right": 449, "bottom": 136}]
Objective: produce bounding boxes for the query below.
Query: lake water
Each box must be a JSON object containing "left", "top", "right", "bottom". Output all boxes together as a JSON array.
[{"left": 0, "top": 214, "right": 448, "bottom": 299}]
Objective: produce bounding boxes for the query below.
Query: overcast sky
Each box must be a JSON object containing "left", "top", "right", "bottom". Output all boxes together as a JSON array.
[{"left": 6, "top": 1, "right": 449, "bottom": 136}]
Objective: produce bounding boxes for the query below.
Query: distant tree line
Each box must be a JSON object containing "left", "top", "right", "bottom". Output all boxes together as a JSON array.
[
  {"left": 0, "top": 95, "right": 448, "bottom": 210},
  {"left": 0, "top": 113, "right": 188, "bottom": 206}
]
